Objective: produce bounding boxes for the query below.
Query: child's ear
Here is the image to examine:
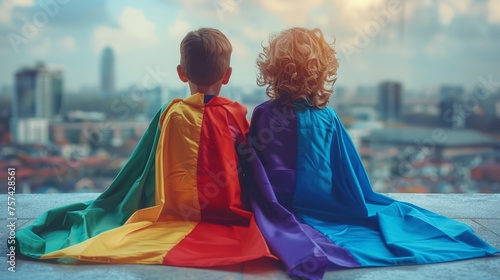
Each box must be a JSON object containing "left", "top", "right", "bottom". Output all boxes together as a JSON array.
[
  {"left": 177, "top": 65, "right": 189, "bottom": 83},
  {"left": 221, "top": 67, "right": 232, "bottom": 85}
]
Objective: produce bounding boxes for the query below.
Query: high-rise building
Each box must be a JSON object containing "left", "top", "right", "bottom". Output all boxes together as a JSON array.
[
  {"left": 100, "top": 46, "right": 115, "bottom": 95},
  {"left": 11, "top": 62, "right": 63, "bottom": 144},
  {"left": 378, "top": 81, "right": 402, "bottom": 121},
  {"left": 438, "top": 85, "right": 464, "bottom": 128},
  {"left": 13, "top": 62, "right": 63, "bottom": 119}
]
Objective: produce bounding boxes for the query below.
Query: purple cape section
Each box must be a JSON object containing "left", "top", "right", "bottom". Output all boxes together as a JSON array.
[
  {"left": 241, "top": 100, "right": 498, "bottom": 280},
  {"left": 239, "top": 101, "right": 359, "bottom": 280}
]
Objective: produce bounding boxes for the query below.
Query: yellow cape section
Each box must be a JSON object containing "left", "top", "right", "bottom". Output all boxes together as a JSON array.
[{"left": 42, "top": 94, "right": 205, "bottom": 263}]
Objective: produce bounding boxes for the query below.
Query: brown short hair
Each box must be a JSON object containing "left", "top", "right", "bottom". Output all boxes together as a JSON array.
[
  {"left": 180, "top": 28, "right": 232, "bottom": 86},
  {"left": 257, "top": 28, "right": 339, "bottom": 109}
]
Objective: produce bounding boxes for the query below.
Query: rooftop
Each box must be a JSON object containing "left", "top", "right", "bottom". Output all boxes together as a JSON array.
[
  {"left": 1, "top": 193, "right": 499, "bottom": 280},
  {"left": 363, "top": 127, "right": 499, "bottom": 147}
]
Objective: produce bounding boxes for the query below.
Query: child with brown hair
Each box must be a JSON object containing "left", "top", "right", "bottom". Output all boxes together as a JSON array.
[
  {"left": 245, "top": 27, "right": 498, "bottom": 280},
  {"left": 16, "top": 28, "right": 274, "bottom": 267}
]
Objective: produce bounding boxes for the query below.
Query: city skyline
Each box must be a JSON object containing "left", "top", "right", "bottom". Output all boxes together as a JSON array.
[
  {"left": 0, "top": 0, "right": 499, "bottom": 93},
  {"left": 2, "top": 55, "right": 499, "bottom": 194}
]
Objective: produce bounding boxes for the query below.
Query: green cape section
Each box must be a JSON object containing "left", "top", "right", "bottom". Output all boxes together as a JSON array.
[{"left": 16, "top": 107, "right": 165, "bottom": 259}]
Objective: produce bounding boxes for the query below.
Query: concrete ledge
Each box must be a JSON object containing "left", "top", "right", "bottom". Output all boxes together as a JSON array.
[{"left": 1, "top": 193, "right": 499, "bottom": 279}]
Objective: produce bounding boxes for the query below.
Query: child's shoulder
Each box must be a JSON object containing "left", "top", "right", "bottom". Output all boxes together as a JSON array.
[
  {"left": 162, "top": 98, "right": 184, "bottom": 110},
  {"left": 253, "top": 100, "right": 279, "bottom": 115},
  {"left": 211, "top": 96, "right": 247, "bottom": 115},
  {"left": 206, "top": 96, "right": 249, "bottom": 133}
]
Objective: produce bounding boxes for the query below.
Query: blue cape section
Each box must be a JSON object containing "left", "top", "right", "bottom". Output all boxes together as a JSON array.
[
  {"left": 295, "top": 105, "right": 498, "bottom": 266},
  {"left": 246, "top": 101, "right": 498, "bottom": 279}
]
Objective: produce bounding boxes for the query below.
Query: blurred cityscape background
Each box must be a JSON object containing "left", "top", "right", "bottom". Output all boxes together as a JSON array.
[{"left": 1, "top": 0, "right": 499, "bottom": 194}]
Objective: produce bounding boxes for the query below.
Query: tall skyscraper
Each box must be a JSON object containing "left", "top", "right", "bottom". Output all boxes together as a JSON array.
[
  {"left": 438, "top": 85, "right": 465, "bottom": 128},
  {"left": 100, "top": 46, "right": 115, "bottom": 95},
  {"left": 13, "top": 62, "right": 63, "bottom": 119},
  {"left": 378, "top": 81, "right": 402, "bottom": 121},
  {"left": 11, "top": 62, "right": 63, "bottom": 144}
]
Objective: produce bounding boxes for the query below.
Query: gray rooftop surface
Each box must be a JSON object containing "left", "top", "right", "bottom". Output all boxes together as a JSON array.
[
  {"left": 363, "top": 127, "right": 500, "bottom": 147},
  {"left": 0, "top": 193, "right": 499, "bottom": 280}
]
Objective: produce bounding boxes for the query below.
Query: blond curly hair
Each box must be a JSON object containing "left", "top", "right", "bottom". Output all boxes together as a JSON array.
[{"left": 257, "top": 27, "right": 339, "bottom": 109}]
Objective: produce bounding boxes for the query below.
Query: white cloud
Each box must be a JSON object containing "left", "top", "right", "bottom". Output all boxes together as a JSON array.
[
  {"left": 257, "top": 0, "right": 324, "bottom": 25},
  {"left": 119, "top": 7, "right": 157, "bottom": 40},
  {"left": 242, "top": 26, "right": 269, "bottom": 42},
  {"left": 452, "top": 0, "right": 473, "bottom": 14},
  {"left": 213, "top": 0, "right": 243, "bottom": 20},
  {"left": 345, "top": 0, "right": 385, "bottom": 10},
  {"left": 425, "top": 34, "right": 448, "bottom": 56},
  {"left": 168, "top": 18, "right": 191, "bottom": 38},
  {"left": 92, "top": 6, "right": 159, "bottom": 54},
  {"left": 486, "top": 0, "right": 500, "bottom": 24},
  {"left": 12, "top": 0, "right": 34, "bottom": 6},
  {"left": 438, "top": 3, "right": 454, "bottom": 25},
  {"left": 61, "top": 36, "right": 77, "bottom": 52},
  {"left": 227, "top": 36, "right": 250, "bottom": 58},
  {"left": 0, "top": 0, "right": 34, "bottom": 22},
  {"left": 31, "top": 38, "right": 50, "bottom": 56},
  {"left": 177, "top": 0, "right": 241, "bottom": 21},
  {"left": 312, "top": 15, "right": 329, "bottom": 27},
  {"left": 437, "top": 0, "right": 479, "bottom": 25}
]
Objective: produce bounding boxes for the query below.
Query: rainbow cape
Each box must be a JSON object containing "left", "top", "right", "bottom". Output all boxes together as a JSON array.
[
  {"left": 243, "top": 100, "right": 499, "bottom": 280},
  {"left": 16, "top": 93, "right": 273, "bottom": 266}
]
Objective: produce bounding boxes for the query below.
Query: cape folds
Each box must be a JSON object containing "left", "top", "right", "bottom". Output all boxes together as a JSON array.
[
  {"left": 245, "top": 100, "right": 498, "bottom": 280},
  {"left": 14, "top": 95, "right": 498, "bottom": 280},
  {"left": 16, "top": 93, "right": 273, "bottom": 266}
]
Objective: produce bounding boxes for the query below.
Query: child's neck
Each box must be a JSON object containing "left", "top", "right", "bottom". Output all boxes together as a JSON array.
[{"left": 188, "top": 82, "right": 222, "bottom": 96}]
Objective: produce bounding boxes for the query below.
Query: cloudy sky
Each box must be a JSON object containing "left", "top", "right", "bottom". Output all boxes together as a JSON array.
[{"left": 1, "top": 0, "right": 499, "bottom": 93}]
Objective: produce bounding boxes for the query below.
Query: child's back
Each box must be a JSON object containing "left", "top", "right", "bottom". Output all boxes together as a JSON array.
[
  {"left": 15, "top": 28, "right": 273, "bottom": 267},
  {"left": 247, "top": 27, "right": 499, "bottom": 280},
  {"left": 158, "top": 93, "right": 250, "bottom": 224}
]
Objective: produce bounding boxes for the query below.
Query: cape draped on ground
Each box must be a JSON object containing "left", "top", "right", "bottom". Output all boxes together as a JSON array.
[
  {"left": 243, "top": 100, "right": 499, "bottom": 280},
  {"left": 16, "top": 93, "right": 273, "bottom": 266}
]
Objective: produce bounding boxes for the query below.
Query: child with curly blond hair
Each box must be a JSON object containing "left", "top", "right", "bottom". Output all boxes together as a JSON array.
[{"left": 244, "top": 27, "right": 498, "bottom": 280}]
